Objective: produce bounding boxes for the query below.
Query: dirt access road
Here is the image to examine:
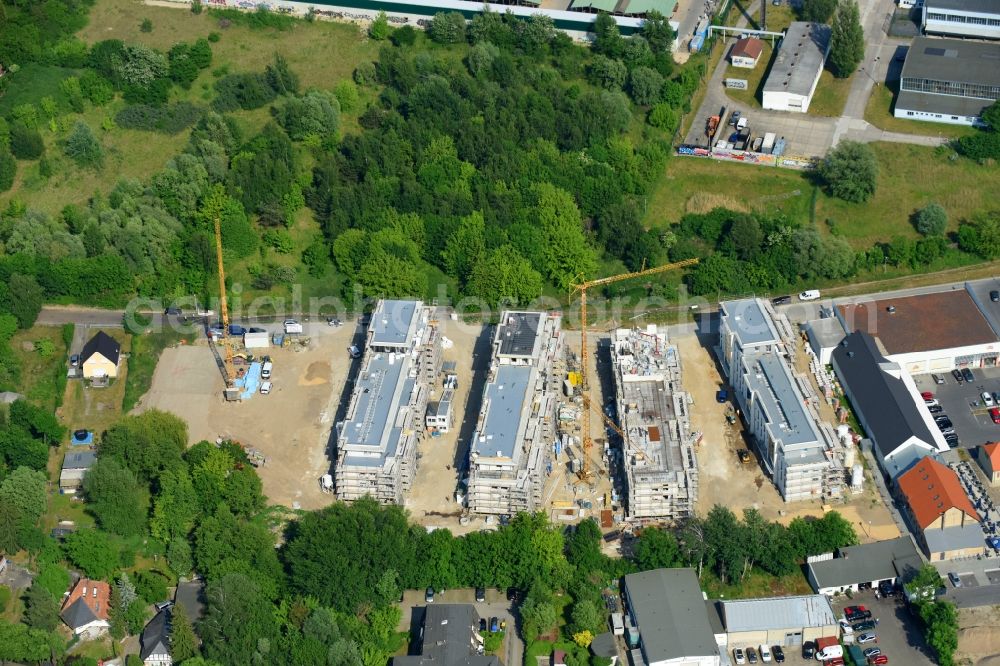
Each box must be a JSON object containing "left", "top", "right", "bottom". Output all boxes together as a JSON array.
[{"left": 137, "top": 324, "right": 361, "bottom": 510}]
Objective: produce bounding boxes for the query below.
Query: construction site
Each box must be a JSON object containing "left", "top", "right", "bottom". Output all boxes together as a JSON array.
[
  {"left": 611, "top": 326, "right": 699, "bottom": 523},
  {"left": 465, "top": 311, "right": 564, "bottom": 516},
  {"left": 333, "top": 299, "right": 442, "bottom": 504}
]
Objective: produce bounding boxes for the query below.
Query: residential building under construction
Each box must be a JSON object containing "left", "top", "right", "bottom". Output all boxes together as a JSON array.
[
  {"left": 335, "top": 299, "right": 442, "bottom": 504},
  {"left": 467, "top": 311, "right": 563, "bottom": 515},
  {"left": 612, "top": 326, "right": 698, "bottom": 522}
]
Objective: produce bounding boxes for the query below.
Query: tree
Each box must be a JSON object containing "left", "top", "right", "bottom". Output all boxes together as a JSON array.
[
  {"left": 648, "top": 103, "right": 679, "bottom": 132},
  {"left": 0, "top": 467, "right": 47, "bottom": 525},
  {"left": 276, "top": 91, "right": 341, "bottom": 143},
  {"left": 171, "top": 604, "right": 199, "bottom": 662},
  {"left": 168, "top": 536, "right": 193, "bottom": 576},
  {"left": 429, "top": 12, "right": 466, "bottom": 44},
  {"left": 23, "top": 584, "right": 60, "bottom": 631},
  {"left": 83, "top": 458, "right": 150, "bottom": 537},
  {"left": 641, "top": 10, "right": 674, "bottom": 54},
  {"left": 10, "top": 122, "right": 44, "bottom": 160},
  {"left": 520, "top": 595, "right": 558, "bottom": 641},
  {"left": 588, "top": 55, "right": 627, "bottom": 90},
  {"left": 828, "top": 0, "right": 864, "bottom": 78},
  {"left": 801, "top": 0, "right": 838, "bottom": 22},
  {"left": 200, "top": 573, "right": 280, "bottom": 666},
  {"left": 64, "top": 529, "right": 119, "bottom": 580},
  {"left": 63, "top": 121, "right": 103, "bottom": 167},
  {"left": 3, "top": 274, "right": 44, "bottom": 328},
  {"left": 151, "top": 469, "right": 200, "bottom": 542},
  {"left": 99, "top": 410, "right": 188, "bottom": 483},
  {"left": 570, "top": 600, "right": 603, "bottom": 635},
  {"left": 466, "top": 245, "right": 543, "bottom": 306},
  {"left": 533, "top": 183, "right": 598, "bottom": 290},
  {"left": 919, "top": 600, "right": 958, "bottom": 666},
  {"left": 906, "top": 564, "right": 943, "bottom": 601},
  {"left": 593, "top": 12, "right": 623, "bottom": 57},
  {"left": 0, "top": 147, "right": 15, "bottom": 192},
  {"left": 35, "top": 564, "right": 70, "bottom": 600},
  {"left": 369, "top": 11, "right": 391, "bottom": 40},
  {"left": 629, "top": 66, "right": 664, "bottom": 106},
  {"left": 820, "top": 140, "right": 878, "bottom": 202},
  {"left": 914, "top": 202, "right": 947, "bottom": 236},
  {"left": 633, "top": 527, "right": 681, "bottom": 570}
]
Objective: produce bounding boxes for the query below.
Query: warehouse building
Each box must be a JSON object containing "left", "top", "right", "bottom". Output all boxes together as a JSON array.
[
  {"left": 711, "top": 595, "right": 838, "bottom": 649},
  {"left": 831, "top": 331, "right": 947, "bottom": 480},
  {"left": 612, "top": 325, "right": 698, "bottom": 522},
  {"left": 762, "top": 22, "right": 832, "bottom": 113},
  {"left": 718, "top": 299, "right": 846, "bottom": 502},
  {"left": 898, "top": 456, "right": 985, "bottom": 560},
  {"left": 923, "top": 0, "right": 1000, "bottom": 40},
  {"left": 335, "top": 299, "right": 441, "bottom": 504},
  {"left": 806, "top": 535, "right": 924, "bottom": 595},
  {"left": 895, "top": 37, "right": 1000, "bottom": 126},
  {"left": 622, "top": 568, "right": 721, "bottom": 666},
  {"left": 467, "top": 311, "right": 562, "bottom": 515}
]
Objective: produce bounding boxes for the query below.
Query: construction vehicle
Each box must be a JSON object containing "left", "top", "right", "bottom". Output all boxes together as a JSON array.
[
  {"left": 706, "top": 115, "right": 720, "bottom": 139},
  {"left": 569, "top": 258, "right": 699, "bottom": 481},
  {"left": 211, "top": 208, "right": 240, "bottom": 401}
]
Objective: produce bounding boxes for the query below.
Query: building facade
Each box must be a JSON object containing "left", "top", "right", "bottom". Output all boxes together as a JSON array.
[
  {"left": 467, "top": 311, "right": 562, "bottom": 515},
  {"left": 612, "top": 326, "right": 698, "bottom": 522},
  {"left": 898, "top": 456, "right": 984, "bottom": 560},
  {"left": 806, "top": 536, "right": 924, "bottom": 595},
  {"left": 719, "top": 299, "right": 845, "bottom": 501},
  {"left": 714, "top": 595, "right": 838, "bottom": 649},
  {"left": 730, "top": 37, "right": 764, "bottom": 68},
  {"left": 977, "top": 442, "right": 1000, "bottom": 485},
  {"left": 923, "top": 0, "right": 1000, "bottom": 40},
  {"left": 81, "top": 331, "right": 120, "bottom": 380},
  {"left": 762, "top": 22, "right": 832, "bottom": 112},
  {"left": 335, "top": 299, "right": 441, "bottom": 504},
  {"left": 895, "top": 37, "right": 1000, "bottom": 126}
]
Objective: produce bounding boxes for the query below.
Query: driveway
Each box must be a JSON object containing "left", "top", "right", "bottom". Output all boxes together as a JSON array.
[
  {"left": 911, "top": 368, "right": 1000, "bottom": 452},
  {"left": 830, "top": 592, "right": 936, "bottom": 665},
  {"left": 0, "top": 561, "right": 33, "bottom": 592}
]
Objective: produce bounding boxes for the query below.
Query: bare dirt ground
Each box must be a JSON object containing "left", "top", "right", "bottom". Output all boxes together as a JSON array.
[
  {"left": 958, "top": 606, "right": 1000, "bottom": 666},
  {"left": 678, "top": 331, "right": 900, "bottom": 540},
  {"left": 137, "top": 324, "right": 359, "bottom": 510}
]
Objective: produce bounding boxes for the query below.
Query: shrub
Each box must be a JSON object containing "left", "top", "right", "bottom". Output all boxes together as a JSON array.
[
  {"left": 9, "top": 122, "right": 44, "bottom": 160},
  {"left": 648, "top": 103, "right": 679, "bottom": 132},
  {"left": 123, "top": 78, "right": 172, "bottom": 107},
  {"left": 429, "top": 12, "right": 466, "bottom": 44},
  {"left": 80, "top": 70, "right": 115, "bottom": 105},
  {"left": 819, "top": 140, "right": 878, "bottom": 203},
  {"left": 115, "top": 103, "right": 204, "bottom": 134},
  {"left": 369, "top": 11, "right": 390, "bottom": 40},
  {"left": 333, "top": 80, "right": 359, "bottom": 113},
  {"left": 191, "top": 0, "right": 203, "bottom": 14},
  {"left": 0, "top": 149, "right": 14, "bottom": 192},
  {"left": 212, "top": 72, "right": 277, "bottom": 112},
  {"left": 140, "top": 18, "right": 153, "bottom": 33},
  {"left": 63, "top": 121, "right": 104, "bottom": 167},
  {"left": 914, "top": 203, "right": 947, "bottom": 236},
  {"left": 354, "top": 62, "right": 377, "bottom": 86},
  {"left": 390, "top": 25, "right": 417, "bottom": 46},
  {"left": 208, "top": 31, "right": 221, "bottom": 42}
]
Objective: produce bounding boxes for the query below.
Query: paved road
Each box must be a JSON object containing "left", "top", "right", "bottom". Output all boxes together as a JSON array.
[{"left": 37, "top": 305, "right": 129, "bottom": 328}]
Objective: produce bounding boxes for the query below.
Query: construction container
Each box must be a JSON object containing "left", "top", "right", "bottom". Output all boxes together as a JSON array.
[{"left": 244, "top": 331, "right": 270, "bottom": 349}]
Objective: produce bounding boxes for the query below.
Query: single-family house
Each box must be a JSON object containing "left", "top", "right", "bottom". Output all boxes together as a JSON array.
[
  {"left": 61, "top": 578, "right": 111, "bottom": 639},
  {"left": 977, "top": 442, "right": 1000, "bottom": 486},
  {"left": 81, "top": 331, "right": 121, "bottom": 380},
  {"left": 731, "top": 37, "right": 765, "bottom": 68},
  {"left": 140, "top": 608, "right": 173, "bottom": 666},
  {"left": 898, "top": 456, "right": 984, "bottom": 560},
  {"left": 60, "top": 450, "right": 97, "bottom": 491}
]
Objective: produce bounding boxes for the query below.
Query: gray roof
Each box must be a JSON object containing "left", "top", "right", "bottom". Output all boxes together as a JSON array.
[
  {"left": 831, "top": 331, "right": 937, "bottom": 461},
  {"left": 173, "top": 579, "right": 205, "bottom": 622},
  {"left": 61, "top": 597, "right": 98, "bottom": 629},
  {"left": 896, "top": 89, "right": 993, "bottom": 119},
  {"left": 744, "top": 354, "right": 824, "bottom": 451},
  {"left": 924, "top": 523, "right": 986, "bottom": 554},
  {"left": 807, "top": 536, "right": 923, "bottom": 589},
  {"left": 62, "top": 450, "right": 97, "bottom": 471},
  {"left": 371, "top": 299, "right": 419, "bottom": 347},
  {"left": 763, "top": 22, "right": 831, "bottom": 98},
  {"left": 924, "top": 0, "right": 1000, "bottom": 15},
  {"left": 590, "top": 632, "right": 618, "bottom": 658},
  {"left": 804, "top": 317, "right": 847, "bottom": 349},
  {"left": 394, "top": 604, "right": 500, "bottom": 666},
  {"left": 0, "top": 391, "right": 24, "bottom": 404},
  {"left": 624, "top": 568, "right": 718, "bottom": 663},
  {"left": 496, "top": 312, "right": 543, "bottom": 358},
  {"left": 901, "top": 37, "right": 1000, "bottom": 92},
  {"left": 721, "top": 595, "right": 836, "bottom": 632},
  {"left": 340, "top": 352, "right": 413, "bottom": 466},
  {"left": 472, "top": 365, "right": 533, "bottom": 461},
  {"left": 721, "top": 299, "right": 780, "bottom": 347},
  {"left": 140, "top": 609, "right": 171, "bottom": 660}
]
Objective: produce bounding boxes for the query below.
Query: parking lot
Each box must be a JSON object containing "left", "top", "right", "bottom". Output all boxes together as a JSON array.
[
  {"left": 830, "top": 593, "right": 936, "bottom": 666},
  {"left": 912, "top": 366, "right": 1000, "bottom": 451}
]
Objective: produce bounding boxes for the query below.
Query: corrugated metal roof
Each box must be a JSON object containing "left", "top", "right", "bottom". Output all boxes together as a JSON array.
[
  {"left": 722, "top": 595, "right": 836, "bottom": 632},
  {"left": 618, "top": 0, "right": 677, "bottom": 15},
  {"left": 571, "top": 0, "right": 619, "bottom": 12}
]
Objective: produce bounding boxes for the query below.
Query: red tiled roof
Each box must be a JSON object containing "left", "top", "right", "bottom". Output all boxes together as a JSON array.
[
  {"left": 983, "top": 442, "right": 1000, "bottom": 468},
  {"left": 837, "top": 291, "right": 998, "bottom": 355},
  {"left": 62, "top": 578, "right": 110, "bottom": 621},
  {"left": 732, "top": 37, "right": 764, "bottom": 59},
  {"left": 898, "top": 456, "right": 979, "bottom": 530}
]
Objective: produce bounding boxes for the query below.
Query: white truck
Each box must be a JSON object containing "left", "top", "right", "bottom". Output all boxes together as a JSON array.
[
  {"left": 283, "top": 319, "right": 303, "bottom": 335},
  {"left": 761, "top": 132, "right": 777, "bottom": 154}
]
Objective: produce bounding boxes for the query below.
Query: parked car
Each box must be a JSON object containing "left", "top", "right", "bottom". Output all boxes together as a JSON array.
[
  {"left": 248, "top": 327, "right": 266, "bottom": 333},
  {"left": 845, "top": 606, "right": 871, "bottom": 621},
  {"left": 738, "top": 449, "right": 752, "bottom": 464},
  {"left": 758, "top": 644, "right": 772, "bottom": 662},
  {"left": 799, "top": 289, "right": 821, "bottom": 301},
  {"left": 991, "top": 408, "right": 1000, "bottom": 425},
  {"left": 935, "top": 417, "right": 953, "bottom": 430},
  {"left": 475, "top": 587, "right": 486, "bottom": 602},
  {"left": 425, "top": 587, "right": 435, "bottom": 603},
  {"left": 864, "top": 648, "right": 882, "bottom": 658},
  {"left": 69, "top": 354, "right": 80, "bottom": 367},
  {"left": 802, "top": 642, "right": 816, "bottom": 659},
  {"left": 506, "top": 588, "right": 520, "bottom": 602},
  {"left": 857, "top": 633, "right": 878, "bottom": 644},
  {"left": 953, "top": 369, "right": 965, "bottom": 383},
  {"left": 852, "top": 620, "right": 877, "bottom": 632},
  {"left": 261, "top": 361, "right": 273, "bottom": 380},
  {"left": 771, "top": 645, "right": 784, "bottom": 663},
  {"left": 949, "top": 572, "right": 962, "bottom": 587},
  {"left": 327, "top": 317, "right": 343, "bottom": 327},
  {"left": 228, "top": 324, "right": 246, "bottom": 336},
  {"left": 348, "top": 345, "right": 362, "bottom": 359},
  {"left": 932, "top": 373, "right": 945, "bottom": 384},
  {"left": 991, "top": 290, "right": 999, "bottom": 302},
  {"left": 921, "top": 391, "right": 935, "bottom": 400},
  {"left": 869, "top": 655, "right": 888, "bottom": 665},
  {"left": 927, "top": 404, "right": 944, "bottom": 414},
  {"left": 924, "top": 398, "right": 939, "bottom": 407},
  {"left": 945, "top": 433, "right": 960, "bottom": 447},
  {"left": 259, "top": 381, "right": 272, "bottom": 395},
  {"left": 716, "top": 389, "right": 729, "bottom": 403},
  {"left": 746, "top": 646, "right": 758, "bottom": 664},
  {"left": 963, "top": 367, "right": 975, "bottom": 382},
  {"left": 838, "top": 618, "right": 854, "bottom": 633},
  {"left": 771, "top": 295, "right": 791, "bottom": 305},
  {"left": 733, "top": 648, "right": 746, "bottom": 665},
  {"left": 984, "top": 392, "right": 996, "bottom": 407},
  {"left": 479, "top": 618, "right": 487, "bottom": 632},
  {"left": 731, "top": 110, "right": 742, "bottom": 126},
  {"left": 489, "top": 617, "right": 499, "bottom": 632}
]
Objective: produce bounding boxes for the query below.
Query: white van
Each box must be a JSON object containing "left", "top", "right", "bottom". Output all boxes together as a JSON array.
[
  {"left": 261, "top": 361, "right": 273, "bottom": 380},
  {"left": 799, "top": 290, "right": 821, "bottom": 301},
  {"left": 815, "top": 644, "right": 843, "bottom": 661},
  {"left": 759, "top": 644, "right": 772, "bottom": 662}
]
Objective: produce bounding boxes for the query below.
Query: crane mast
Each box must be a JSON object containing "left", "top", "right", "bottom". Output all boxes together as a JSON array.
[{"left": 213, "top": 216, "right": 236, "bottom": 389}]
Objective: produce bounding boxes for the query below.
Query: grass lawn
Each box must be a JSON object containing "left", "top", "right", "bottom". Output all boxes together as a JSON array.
[
  {"left": 864, "top": 79, "right": 976, "bottom": 140},
  {"left": 750, "top": 3, "right": 797, "bottom": 33},
  {"left": 58, "top": 328, "right": 131, "bottom": 436},
  {"left": 0, "top": 64, "right": 82, "bottom": 116},
  {"left": 9, "top": 326, "right": 71, "bottom": 411},
  {"left": 122, "top": 327, "right": 197, "bottom": 413},
  {"left": 720, "top": 42, "right": 773, "bottom": 111},
  {"left": 701, "top": 569, "right": 813, "bottom": 599},
  {"left": 809, "top": 70, "right": 854, "bottom": 117}
]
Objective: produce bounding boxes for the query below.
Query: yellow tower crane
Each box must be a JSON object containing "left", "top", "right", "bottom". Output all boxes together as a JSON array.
[
  {"left": 569, "top": 258, "right": 699, "bottom": 480},
  {"left": 213, "top": 215, "right": 237, "bottom": 396}
]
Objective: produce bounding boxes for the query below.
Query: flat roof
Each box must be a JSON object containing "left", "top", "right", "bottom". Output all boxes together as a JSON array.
[
  {"left": 496, "top": 312, "right": 543, "bottom": 358},
  {"left": 763, "top": 22, "right": 831, "bottom": 97},
  {"left": 804, "top": 317, "right": 848, "bottom": 349},
  {"left": 721, "top": 595, "right": 836, "bottom": 632},
  {"left": 721, "top": 298, "right": 781, "bottom": 347},
  {"left": 371, "top": 299, "right": 419, "bottom": 347},
  {"left": 924, "top": 523, "right": 986, "bottom": 554},
  {"left": 925, "top": 0, "right": 1000, "bottom": 16},
  {"left": 901, "top": 36, "right": 1000, "bottom": 89},
  {"left": 62, "top": 450, "right": 97, "bottom": 470},
  {"left": 896, "top": 89, "right": 993, "bottom": 118},
  {"left": 473, "top": 365, "right": 533, "bottom": 461},
  {"left": 836, "top": 290, "right": 999, "bottom": 354},
  {"left": 745, "top": 354, "right": 824, "bottom": 450},
  {"left": 965, "top": 279, "right": 1000, "bottom": 337},
  {"left": 623, "top": 569, "right": 718, "bottom": 663},
  {"left": 831, "top": 331, "right": 937, "bottom": 462},
  {"left": 807, "top": 536, "right": 923, "bottom": 589},
  {"left": 340, "top": 352, "right": 413, "bottom": 466}
]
